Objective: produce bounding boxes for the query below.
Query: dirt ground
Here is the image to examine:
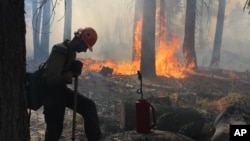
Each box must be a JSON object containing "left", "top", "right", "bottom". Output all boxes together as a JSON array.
[{"left": 28, "top": 69, "right": 250, "bottom": 141}]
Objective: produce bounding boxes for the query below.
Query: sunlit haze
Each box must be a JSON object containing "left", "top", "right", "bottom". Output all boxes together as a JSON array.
[{"left": 25, "top": 0, "right": 250, "bottom": 73}]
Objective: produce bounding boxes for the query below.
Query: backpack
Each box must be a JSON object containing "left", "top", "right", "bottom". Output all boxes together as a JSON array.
[
  {"left": 26, "top": 41, "right": 71, "bottom": 110},
  {"left": 26, "top": 62, "right": 47, "bottom": 110}
]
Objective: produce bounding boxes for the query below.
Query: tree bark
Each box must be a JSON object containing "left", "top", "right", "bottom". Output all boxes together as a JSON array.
[
  {"left": 159, "top": 0, "right": 166, "bottom": 42},
  {"left": 140, "top": 0, "right": 156, "bottom": 77},
  {"left": 182, "top": 0, "right": 197, "bottom": 70},
  {"left": 0, "top": 1, "right": 29, "bottom": 140},
  {"left": 132, "top": 0, "right": 143, "bottom": 61},
  {"left": 210, "top": 0, "right": 226, "bottom": 67}
]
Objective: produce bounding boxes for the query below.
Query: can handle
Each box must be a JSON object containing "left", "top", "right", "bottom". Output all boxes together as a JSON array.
[{"left": 149, "top": 103, "right": 156, "bottom": 129}]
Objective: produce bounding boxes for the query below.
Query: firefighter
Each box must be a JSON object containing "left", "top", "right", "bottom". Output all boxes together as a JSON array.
[{"left": 43, "top": 27, "right": 101, "bottom": 141}]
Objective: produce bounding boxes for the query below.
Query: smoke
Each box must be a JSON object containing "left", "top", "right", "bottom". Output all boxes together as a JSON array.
[
  {"left": 196, "top": 0, "right": 250, "bottom": 71},
  {"left": 25, "top": 0, "right": 250, "bottom": 71},
  {"left": 220, "top": 0, "right": 250, "bottom": 71},
  {"left": 25, "top": 0, "right": 134, "bottom": 61}
]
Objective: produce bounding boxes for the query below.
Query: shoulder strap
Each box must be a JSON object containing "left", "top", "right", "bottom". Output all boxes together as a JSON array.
[
  {"left": 47, "top": 40, "right": 72, "bottom": 72},
  {"left": 62, "top": 40, "right": 72, "bottom": 72},
  {"left": 63, "top": 40, "right": 71, "bottom": 71}
]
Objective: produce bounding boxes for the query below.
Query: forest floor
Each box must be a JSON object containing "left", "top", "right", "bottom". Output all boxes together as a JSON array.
[{"left": 28, "top": 66, "right": 250, "bottom": 141}]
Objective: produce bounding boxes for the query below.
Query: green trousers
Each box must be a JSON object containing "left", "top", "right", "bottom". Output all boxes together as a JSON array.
[{"left": 43, "top": 86, "right": 101, "bottom": 141}]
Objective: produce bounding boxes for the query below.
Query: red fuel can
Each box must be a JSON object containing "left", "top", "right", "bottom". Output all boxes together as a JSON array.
[{"left": 135, "top": 99, "right": 156, "bottom": 133}]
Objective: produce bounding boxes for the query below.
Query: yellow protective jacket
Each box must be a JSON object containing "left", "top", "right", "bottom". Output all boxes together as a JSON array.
[{"left": 45, "top": 40, "right": 76, "bottom": 86}]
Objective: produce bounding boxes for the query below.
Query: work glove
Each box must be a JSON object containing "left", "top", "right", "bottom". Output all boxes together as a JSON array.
[{"left": 70, "top": 60, "right": 83, "bottom": 76}]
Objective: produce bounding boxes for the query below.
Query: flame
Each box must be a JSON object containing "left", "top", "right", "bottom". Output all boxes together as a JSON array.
[
  {"left": 155, "top": 18, "right": 186, "bottom": 79},
  {"left": 133, "top": 15, "right": 142, "bottom": 63},
  {"left": 81, "top": 13, "right": 195, "bottom": 78},
  {"left": 81, "top": 17, "right": 142, "bottom": 75},
  {"left": 156, "top": 35, "right": 186, "bottom": 78},
  {"left": 81, "top": 59, "right": 139, "bottom": 75},
  {"left": 222, "top": 70, "right": 239, "bottom": 79},
  {"left": 229, "top": 71, "right": 239, "bottom": 79}
]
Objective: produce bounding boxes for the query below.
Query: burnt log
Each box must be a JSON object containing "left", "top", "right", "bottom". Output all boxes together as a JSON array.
[{"left": 99, "top": 66, "right": 113, "bottom": 76}]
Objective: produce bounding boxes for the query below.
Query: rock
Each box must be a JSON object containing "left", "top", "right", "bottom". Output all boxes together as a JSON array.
[
  {"left": 156, "top": 107, "right": 205, "bottom": 139},
  {"left": 100, "top": 66, "right": 113, "bottom": 76},
  {"left": 211, "top": 106, "right": 250, "bottom": 141},
  {"left": 104, "top": 130, "right": 194, "bottom": 141}
]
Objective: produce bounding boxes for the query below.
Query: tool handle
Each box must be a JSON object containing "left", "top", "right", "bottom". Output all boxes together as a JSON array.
[
  {"left": 137, "top": 71, "right": 142, "bottom": 80},
  {"left": 137, "top": 71, "right": 143, "bottom": 99},
  {"left": 72, "top": 76, "right": 78, "bottom": 141}
]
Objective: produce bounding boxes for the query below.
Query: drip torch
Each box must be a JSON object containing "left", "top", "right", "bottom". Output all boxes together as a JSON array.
[{"left": 135, "top": 70, "right": 156, "bottom": 133}]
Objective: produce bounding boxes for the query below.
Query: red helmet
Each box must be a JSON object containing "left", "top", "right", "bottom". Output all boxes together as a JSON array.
[{"left": 78, "top": 27, "right": 98, "bottom": 52}]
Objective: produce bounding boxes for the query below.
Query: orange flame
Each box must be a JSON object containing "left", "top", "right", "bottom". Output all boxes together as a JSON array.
[
  {"left": 81, "top": 14, "right": 194, "bottom": 78},
  {"left": 222, "top": 70, "right": 239, "bottom": 79},
  {"left": 156, "top": 34, "right": 186, "bottom": 78},
  {"left": 133, "top": 15, "right": 142, "bottom": 63},
  {"left": 81, "top": 59, "right": 139, "bottom": 75},
  {"left": 229, "top": 71, "right": 239, "bottom": 79},
  {"left": 81, "top": 17, "right": 142, "bottom": 75}
]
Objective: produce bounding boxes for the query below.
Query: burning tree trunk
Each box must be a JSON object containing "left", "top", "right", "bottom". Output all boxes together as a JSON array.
[
  {"left": 159, "top": 0, "right": 166, "bottom": 40},
  {"left": 132, "top": 0, "right": 143, "bottom": 61},
  {"left": 182, "top": 0, "right": 197, "bottom": 70},
  {"left": 140, "top": 0, "right": 156, "bottom": 77},
  {"left": 0, "top": 1, "right": 29, "bottom": 140},
  {"left": 210, "top": 0, "right": 226, "bottom": 67}
]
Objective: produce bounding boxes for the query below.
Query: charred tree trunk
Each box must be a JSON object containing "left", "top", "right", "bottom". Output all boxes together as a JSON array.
[
  {"left": 63, "top": 0, "right": 72, "bottom": 40},
  {"left": 0, "top": 1, "right": 29, "bottom": 140},
  {"left": 182, "top": 0, "right": 197, "bottom": 70},
  {"left": 159, "top": 0, "right": 166, "bottom": 42},
  {"left": 140, "top": 0, "right": 156, "bottom": 77},
  {"left": 210, "top": 0, "right": 226, "bottom": 67},
  {"left": 132, "top": 0, "right": 143, "bottom": 61}
]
